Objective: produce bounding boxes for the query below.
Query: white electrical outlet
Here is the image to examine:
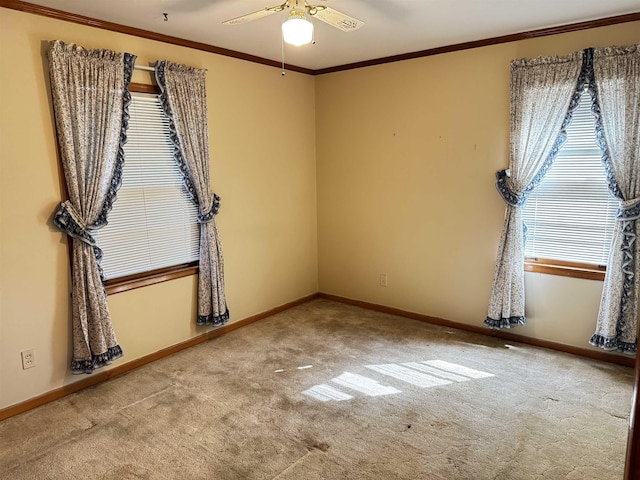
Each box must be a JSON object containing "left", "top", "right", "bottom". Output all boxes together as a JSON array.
[
  {"left": 380, "top": 274, "right": 388, "bottom": 287},
  {"left": 21, "top": 349, "right": 35, "bottom": 369}
]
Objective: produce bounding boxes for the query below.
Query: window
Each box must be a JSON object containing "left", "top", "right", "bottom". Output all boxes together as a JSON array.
[
  {"left": 522, "top": 89, "right": 617, "bottom": 279},
  {"left": 93, "top": 89, "right": 200, "bottom": 291}
]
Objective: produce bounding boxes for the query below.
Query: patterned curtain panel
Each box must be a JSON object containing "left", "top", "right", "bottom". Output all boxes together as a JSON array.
[
  {"left": 48, "top": 40, "right": 135, "bottom": 373},
  {"left": 590, "top": 44, "right": 640, "bottom": 353},
  {"left": 485, "top": 51, "right": 583, "bottom": 329},
  {"left": 155, "top": 61, "right": 229, "bottom": 326}
]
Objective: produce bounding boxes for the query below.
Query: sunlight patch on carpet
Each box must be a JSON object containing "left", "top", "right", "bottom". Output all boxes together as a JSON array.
[
  {"left": 423, "top": 360, "right": 494, "bottom": 379},
  {"left": 301, "top": 360, "right": 495, "bottom": 402},
  {"left": 332, "top": 372, "right": 401, "bottom": 396},
  {"left": 302, "top": 384, "right": 354, "bottom": 402},
  {"left": 365, "top": 364, "right": 452, "bottom": 388},
  {"left": 401, "top": 362, "right": 470, "bottom": 382}
]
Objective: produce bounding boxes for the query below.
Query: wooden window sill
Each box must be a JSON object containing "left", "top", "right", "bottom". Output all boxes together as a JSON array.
[
  {"left": 524, "top": 258, "right": 605, "bottom": 281},
  {"left": 104, "top": 263, "right": 198, "bottom": 295}
]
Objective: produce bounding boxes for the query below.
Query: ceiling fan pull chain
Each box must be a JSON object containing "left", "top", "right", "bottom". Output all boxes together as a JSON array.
[{"left": 281, "top": 30, "right": 286, "bottom": 76}]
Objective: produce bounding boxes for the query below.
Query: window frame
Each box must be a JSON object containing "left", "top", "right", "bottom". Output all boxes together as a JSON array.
[
  {"left": 83, "top": 82, "right": 199, "bottom": 295},
  {"left": 521, "top": 88, "right": 614, "bottom": 283}
]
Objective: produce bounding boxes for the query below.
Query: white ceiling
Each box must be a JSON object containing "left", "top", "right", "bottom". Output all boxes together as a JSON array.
[{"left": 23, "top": 0, "right": 640, "bottom": 71}]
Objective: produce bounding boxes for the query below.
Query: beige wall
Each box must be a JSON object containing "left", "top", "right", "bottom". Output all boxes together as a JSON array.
[
  {"left": 316, "top": 22, "right": 640, "bottom": 349},
  {"left": 1, "top": 7, "right": 638, "bottom": 411},
  {"left": 0, "top": 8, "right": 318, "bottom": 409}
]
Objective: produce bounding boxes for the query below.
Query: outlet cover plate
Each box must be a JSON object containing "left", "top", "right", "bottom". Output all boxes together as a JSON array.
[{"left": 21, "top": 349, "right": 35, "bottom": 369}]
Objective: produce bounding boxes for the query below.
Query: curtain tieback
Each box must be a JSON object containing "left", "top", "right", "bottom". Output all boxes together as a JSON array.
[
  {"left": 53, "top": 201, "right": 96, "bottom": 246},
  {"left": 197, "top": 193, "right": 221, "bottom": 224},
  {"left": 495, "top": 169, "right": 525, "bottom": 207},
  {"left": 617, "top": 197, "right": 640, "bottom": 221}
]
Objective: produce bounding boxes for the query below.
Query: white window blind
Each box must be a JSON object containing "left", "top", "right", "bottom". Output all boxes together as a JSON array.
[
  {"left": 522, "top": 90, "right": 618, "bottom": 266},
  {"left": 93, "top": 93, "right": 200, "bottom": 280}
]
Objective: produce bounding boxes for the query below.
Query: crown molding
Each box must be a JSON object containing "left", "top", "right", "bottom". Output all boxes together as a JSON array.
[
  {"left": 314, "top": 11, "right": 640, "bottom": 75},
  {"left": 2, "top": 1, "right": 638, "bottom": 75},
  {"left": 0, "top": 0, "right": 314, "bottom": 75}
]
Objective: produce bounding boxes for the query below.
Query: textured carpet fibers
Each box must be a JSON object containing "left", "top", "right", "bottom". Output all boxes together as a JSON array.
[{"left": 0, "top": 299, "right": 634, "bottom": 479}]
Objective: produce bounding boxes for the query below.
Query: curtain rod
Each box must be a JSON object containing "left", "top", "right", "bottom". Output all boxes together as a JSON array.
[{"left": 134, "top": 65, "right": 155, "bottom": 72}]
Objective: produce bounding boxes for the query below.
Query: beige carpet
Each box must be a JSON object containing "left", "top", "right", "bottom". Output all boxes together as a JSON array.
[{"left": 0, "top": 299, "right": 634, "bottom": 479}]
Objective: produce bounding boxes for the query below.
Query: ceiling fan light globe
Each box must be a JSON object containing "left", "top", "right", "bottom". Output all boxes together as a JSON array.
[{"left": 282, "top": 12, "right": 314, "bottom": 46}]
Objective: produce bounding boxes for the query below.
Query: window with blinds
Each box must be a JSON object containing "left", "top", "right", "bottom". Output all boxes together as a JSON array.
[
  {"left": 93, "top": 93, "right": 200, "bottom": 280},
  {"left": 522, "top": 89, "right": 617, "bottom": 266}
]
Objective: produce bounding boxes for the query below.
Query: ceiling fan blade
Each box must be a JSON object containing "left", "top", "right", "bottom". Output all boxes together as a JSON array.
[
  {"left": 222, "top": 4, "right": 285, "bottom": 26},
  {"left": 311, "top": 7, "right": 364, "bottom": 32}
]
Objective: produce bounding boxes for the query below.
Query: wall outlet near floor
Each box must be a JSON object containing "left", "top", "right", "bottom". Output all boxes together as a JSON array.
[
  {"left": 21, "top": 349, "right": 36, "bottom": 369},
  {"left": 380, "top": 274, "right": 388, "bottom": 287}
]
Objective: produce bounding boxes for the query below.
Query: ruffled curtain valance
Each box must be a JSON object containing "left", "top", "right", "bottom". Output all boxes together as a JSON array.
[
  {"left": 155, "top": 60, "right": 229, "bottom": 327},
  {"left": 48, "top": 40, "right": 135, "bottom": 373},
  {"left": 486, "top": 43, "right": 639, "bottom": 354},
  {"left": 589, "top": 44, "right": 640, "bottom": 353},
  {"left": 485, "top": 50, "right": 583, "bottom": 329}
]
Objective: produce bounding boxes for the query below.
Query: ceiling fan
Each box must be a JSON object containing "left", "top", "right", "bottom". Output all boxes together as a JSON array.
[{"left": 222, "top": 0, "right": 364, "bottom": 46}]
